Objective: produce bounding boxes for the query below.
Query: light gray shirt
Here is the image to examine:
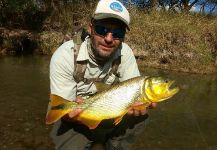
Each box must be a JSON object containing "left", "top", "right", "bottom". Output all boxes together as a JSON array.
[{"left": 50, "top": 38, "right": 140, "bottom": 101}]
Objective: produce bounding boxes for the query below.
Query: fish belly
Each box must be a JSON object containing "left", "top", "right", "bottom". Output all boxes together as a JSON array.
[{"left": 79, "top": 81, "right": 142, "bottom": 121}]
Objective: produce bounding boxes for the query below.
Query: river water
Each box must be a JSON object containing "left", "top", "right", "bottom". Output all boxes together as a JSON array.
[{"left": 0, "top": 56, "right": 216, "bottom": 150}]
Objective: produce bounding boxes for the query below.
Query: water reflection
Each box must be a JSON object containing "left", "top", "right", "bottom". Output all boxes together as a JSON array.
[
  {"left": 0, "top": 56, "right": 216, "bottom": 150},
  {"left": 0, "top": 56, "right": 53, "bottom": 150},
  {"left": 136, "top": 66, "right": 217, "bottom": 150}
]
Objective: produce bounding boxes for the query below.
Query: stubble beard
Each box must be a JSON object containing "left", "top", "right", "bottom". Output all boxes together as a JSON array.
[
  {"left": 91, "top": 46, "right": 112, "bottom": 63},
  {"left": 90, "top": 38, "right": 115, "bottom": 62}
]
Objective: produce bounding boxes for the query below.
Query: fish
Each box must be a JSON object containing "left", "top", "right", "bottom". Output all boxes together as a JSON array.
[{"left": 46, "top": 76, "right": 179, "bottom": 129}]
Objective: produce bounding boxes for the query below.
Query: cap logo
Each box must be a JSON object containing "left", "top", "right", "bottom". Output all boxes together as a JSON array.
[{"left": 110, "top": 2, "right": 123, "bottom": 12}]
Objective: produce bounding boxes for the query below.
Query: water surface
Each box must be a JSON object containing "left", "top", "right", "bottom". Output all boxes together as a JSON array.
[{"left": 0, "top": 56, "right": 216, "bottom": 150}]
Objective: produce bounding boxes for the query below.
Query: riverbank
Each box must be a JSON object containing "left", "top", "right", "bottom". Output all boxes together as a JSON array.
[{"left": 1, "top": 12, "right": 217, "bottom": 74}]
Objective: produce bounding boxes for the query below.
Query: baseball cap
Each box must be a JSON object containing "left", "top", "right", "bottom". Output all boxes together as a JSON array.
[{"left": 93, "top": 0, "right": 130, "bottom": 30}]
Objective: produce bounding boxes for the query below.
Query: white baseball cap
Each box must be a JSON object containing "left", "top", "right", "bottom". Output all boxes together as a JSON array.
[{"left": 93, "top": 0, "right": 130, "bottom": 29}]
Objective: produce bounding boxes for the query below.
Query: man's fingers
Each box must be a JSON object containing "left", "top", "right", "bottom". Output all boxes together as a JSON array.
[
  {"left": 68, "top": 97, "right": 84, "bottom": 118},
  {"left": 148, "top": 102, "right": 157, "bottom": 109},
  {"left": 133, "top": 104, "right": 146, "bottom": 111},
  {"left": 133, "top": 110, "right": 140, "bottom": 116},
  {"left": 127, "top": 109, "right": 134, "bottom": 115},
  {"left": 75, "top": 96, "right": 83, "bottom": 104},
  {"left": 131, "top": 101, "right": 144, "bottom": 107},
  {"left": 128, "top": 102, "right": 157, "bottom": 116},
  {"left": 68, "top": 109, "right": 82, "bottom": 118},
  {"left": 127, "top": 106, "right": 147, "bottom": 116},
  {"left": 140, "top": 109, "right": 147, "bottom": 115}
]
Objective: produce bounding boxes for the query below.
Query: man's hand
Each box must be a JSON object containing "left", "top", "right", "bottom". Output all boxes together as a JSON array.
[
  {"left": 127, "top": 102, "right": 157, "bottom": 116},
  {"left": 62, "top": 96, "right": 83, "bottom": 121},
  {"left": 68, "top": 96, "right": 83, "bottom": 118}
]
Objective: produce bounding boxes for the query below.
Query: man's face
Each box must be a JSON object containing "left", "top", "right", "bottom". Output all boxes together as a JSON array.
[{"left": 88, "top": 18, "right": 126, "bottom": 59}]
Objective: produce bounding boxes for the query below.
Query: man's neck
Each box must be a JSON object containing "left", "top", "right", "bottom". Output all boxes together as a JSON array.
[
  {"left": 88, "top": 46, "right": 109, "bottom": 66},
  {"left": 87, "top": 39, "right": 109, "bottom": 66}
]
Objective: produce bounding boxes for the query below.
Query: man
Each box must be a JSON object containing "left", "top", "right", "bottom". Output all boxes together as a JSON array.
[{"left": 48, "top": 0, "right": 156, "bottom": 149}]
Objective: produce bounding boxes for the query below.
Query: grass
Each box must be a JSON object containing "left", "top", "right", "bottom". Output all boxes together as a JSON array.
[
  {"left": 124, "top": 10, "right": 217, "bottom": 73},
  {"left": 1, "top": 2, "right": 217, "bottom": 73}
]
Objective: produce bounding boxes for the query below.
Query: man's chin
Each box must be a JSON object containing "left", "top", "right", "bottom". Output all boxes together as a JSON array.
[{"left": 98, "top": 51, "right": 113, "bottom": 59}]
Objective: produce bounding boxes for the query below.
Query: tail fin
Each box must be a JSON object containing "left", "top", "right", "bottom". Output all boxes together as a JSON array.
[{"left": 46, "top": 95, "right": 76, "bottom": 124}]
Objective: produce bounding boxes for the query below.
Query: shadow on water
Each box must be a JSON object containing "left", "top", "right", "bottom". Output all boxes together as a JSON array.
[{"left": 0, "top": 56, "right": 216, "bottom": 150}]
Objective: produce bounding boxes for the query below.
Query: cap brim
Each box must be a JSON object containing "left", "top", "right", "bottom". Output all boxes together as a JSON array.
[{"left": 93, "top": 13, "right": 130, "bottom": 30}]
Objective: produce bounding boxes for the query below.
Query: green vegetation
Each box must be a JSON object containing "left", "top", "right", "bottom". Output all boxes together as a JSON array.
[
  {"left": 0, "top": 1, "right": 217, "bottom": 73},
  {"left": 128, "top": 10, "right": 217, "bottom": 73}
]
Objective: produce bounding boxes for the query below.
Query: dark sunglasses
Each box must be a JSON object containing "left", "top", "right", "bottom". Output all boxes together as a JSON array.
[{"left": 93, "top": 25, "right": 126, "bottom": 39}]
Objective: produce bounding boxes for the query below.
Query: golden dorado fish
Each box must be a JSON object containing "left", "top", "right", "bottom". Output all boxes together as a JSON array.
[{"left": 46, "top": 76, "right": 179, "bottom": 129}]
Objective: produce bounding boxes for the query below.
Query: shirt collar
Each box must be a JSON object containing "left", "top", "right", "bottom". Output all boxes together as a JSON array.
[{"left": 76, "top": 37, "right": 90, "bottom": 62}]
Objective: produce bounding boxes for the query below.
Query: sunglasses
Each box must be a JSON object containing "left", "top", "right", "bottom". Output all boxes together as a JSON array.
[{"left": 93, "top": 25, "right": 126, "bottom": 39}]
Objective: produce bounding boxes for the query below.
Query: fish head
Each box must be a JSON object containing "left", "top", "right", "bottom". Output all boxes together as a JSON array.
[{"left": 143, "top": 77, "right": 179, "bottom": 103}]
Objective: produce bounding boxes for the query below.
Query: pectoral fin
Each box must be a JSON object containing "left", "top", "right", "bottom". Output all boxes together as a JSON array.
[
  {"left": 114, "top": 115, "right": 124, "bottom": 125},
  {"left": 113, "top": 110, "right": 129, "bottom": 126}
]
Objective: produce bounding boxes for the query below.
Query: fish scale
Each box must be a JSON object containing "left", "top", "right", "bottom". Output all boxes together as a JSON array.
[
  {"left": 46, "top": 76, "right": 179, "bottom": 129},
  {"left": 80, "top": 78, "right": 143, "bottom": 119}
]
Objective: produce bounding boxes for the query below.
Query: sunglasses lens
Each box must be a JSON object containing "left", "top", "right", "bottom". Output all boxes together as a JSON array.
[
  {"left": 94, "top": 25, "right": 107, "bottom": 36},
  {"left": 94, "top": 25, "right": 125, "bottom": 39},
  {"left": 112, "top": 28, "right": 125, "bottom": 39}
]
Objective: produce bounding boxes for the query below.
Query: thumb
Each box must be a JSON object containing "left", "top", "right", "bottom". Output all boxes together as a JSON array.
[{"left": 68, "top": 109, "right": 82, "bottom": 118}]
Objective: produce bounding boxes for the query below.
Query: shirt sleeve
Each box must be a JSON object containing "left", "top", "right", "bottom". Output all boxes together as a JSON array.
[
  {"left": 49, "top": 41, "right": 77, "bottom": 101},
  {"left": 118, "top": 43, "right": 140, "bottom": 82}
]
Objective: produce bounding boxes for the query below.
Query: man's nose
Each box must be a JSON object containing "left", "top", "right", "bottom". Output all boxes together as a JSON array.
[{"left": 104, "top": 32, "right": 113, "bottom": 43}]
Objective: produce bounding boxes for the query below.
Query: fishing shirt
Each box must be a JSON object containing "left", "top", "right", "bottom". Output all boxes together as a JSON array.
[{"left": 50, "top": 37, "right": 140, "bottom": 101}]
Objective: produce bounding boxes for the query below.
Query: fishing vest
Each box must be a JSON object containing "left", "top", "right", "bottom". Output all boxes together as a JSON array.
[{"left": 62, "top": 26, "right": 121, "bottom": 85}]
